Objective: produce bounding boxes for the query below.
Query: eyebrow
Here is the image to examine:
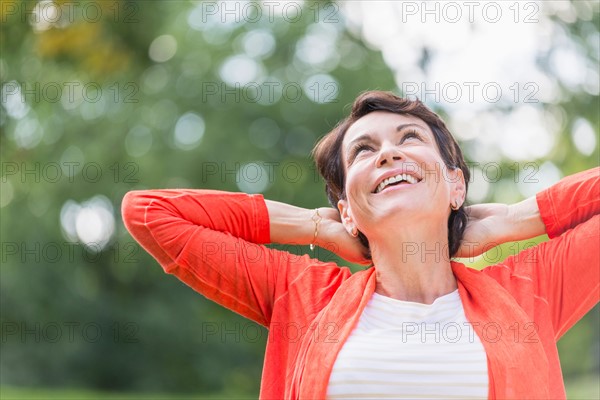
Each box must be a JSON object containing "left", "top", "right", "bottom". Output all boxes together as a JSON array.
[{"left": 397, "top": 122, "right": 427, "bottom": 132}]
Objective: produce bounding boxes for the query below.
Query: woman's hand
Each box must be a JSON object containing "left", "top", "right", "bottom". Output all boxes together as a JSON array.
[
  {"left": 455, "top": 203, "right": 511, "bottom": 259},
  {"left": 316, "top": 207, "right": 372, "bottom": 265},
  {"left": 457, "top": 196, "right": 550, "bottom": 259}
]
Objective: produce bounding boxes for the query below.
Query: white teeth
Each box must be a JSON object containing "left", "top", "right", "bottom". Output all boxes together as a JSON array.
[{"left": 375, "top": 173, "right": 418, "bottom": 193}]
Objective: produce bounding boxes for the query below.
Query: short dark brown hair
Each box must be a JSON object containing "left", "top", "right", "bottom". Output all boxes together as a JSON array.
[{"left": 311, "top": 90, "right": 470, "bottom": 258}]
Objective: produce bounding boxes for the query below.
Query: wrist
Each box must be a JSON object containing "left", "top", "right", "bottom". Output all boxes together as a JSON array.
[
  {"left": 307, "top": 208, "right": 322, "bottom": 250},
  {"left": 265, "top": 200, "right": 324, "bottom": 245},
  {"left": 313, "top": 207, "right": 341, "bottom": 248}
]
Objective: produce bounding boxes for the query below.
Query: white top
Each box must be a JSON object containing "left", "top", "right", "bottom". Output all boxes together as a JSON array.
[{"left": 326, "top": 289, "right": 488, "bottom": 399}]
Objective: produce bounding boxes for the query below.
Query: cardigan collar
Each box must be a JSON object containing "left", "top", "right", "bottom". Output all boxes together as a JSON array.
[{"left": 294, "top": 262, "right": 550, "bottom": 399}]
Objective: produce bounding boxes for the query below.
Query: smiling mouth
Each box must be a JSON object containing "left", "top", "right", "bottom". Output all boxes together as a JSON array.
[{"left": 373, "top": 173, "right": 422, "bottom": 194}]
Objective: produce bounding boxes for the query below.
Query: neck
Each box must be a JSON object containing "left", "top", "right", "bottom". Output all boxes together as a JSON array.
[{"left": 368, "top": 223, "right": 457, "bottom": 305}]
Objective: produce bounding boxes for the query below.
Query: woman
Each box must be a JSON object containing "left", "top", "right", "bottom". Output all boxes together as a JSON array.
[{"left": 122, "top": 91, "right": 599, "bottom": 399}]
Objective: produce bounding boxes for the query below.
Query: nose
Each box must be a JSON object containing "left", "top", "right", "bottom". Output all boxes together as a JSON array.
[{"left": 375, "top": 142, "right": 403, "bottom": 167}]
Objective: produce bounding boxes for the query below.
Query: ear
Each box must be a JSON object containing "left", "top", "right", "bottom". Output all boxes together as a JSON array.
[
  {"left": 337, "top": 198, "right": 357, "bottom": 236},
  {"left": 449, "top": 167, "right": 466, "bottom": 207}
]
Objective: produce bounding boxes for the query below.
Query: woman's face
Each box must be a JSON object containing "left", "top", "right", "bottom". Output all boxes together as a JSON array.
[{"left": 337, "top": 111, "right": 465, "bottom": 238}]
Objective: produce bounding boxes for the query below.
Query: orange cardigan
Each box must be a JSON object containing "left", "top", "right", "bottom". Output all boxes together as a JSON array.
[{"left": 122, "top": 168, "right": 599, "bottom": 399}]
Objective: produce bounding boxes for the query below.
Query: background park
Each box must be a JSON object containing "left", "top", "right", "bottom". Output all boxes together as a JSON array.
[{"left": 1, "top": 0, "right": 598, "bottom": 398}]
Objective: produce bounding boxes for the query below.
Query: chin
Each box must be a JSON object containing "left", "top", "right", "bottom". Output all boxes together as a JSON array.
[{"left": 373, "top": 202, "right": 442, "bottom": 223}]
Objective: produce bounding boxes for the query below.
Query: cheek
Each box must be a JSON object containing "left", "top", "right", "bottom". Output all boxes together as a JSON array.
[
  {"left": 343, "top": 171, "right": 372, "bottom": 220},
  {"left": 344, "top": 183, "right": 360, "bottom": 206},
  {"left": 419, "top": 150, "right": 448, "bottom": 177},
  {"left": 430, "top": 165, "right": 454, "bottom": 201},
  {"left": 345, "top": 168, "right": 367, "bottom": 197}
]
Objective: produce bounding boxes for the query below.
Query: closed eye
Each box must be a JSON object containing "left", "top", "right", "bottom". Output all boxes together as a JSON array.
[
  {"left": 349, "top": 143, "right": 373, "bottom": 163},
  {"left": 351, "top": 143, "right": 374, "bottom": 156},
  {"left": 400, "top": 130, "right": 423, "bottom": 143}
]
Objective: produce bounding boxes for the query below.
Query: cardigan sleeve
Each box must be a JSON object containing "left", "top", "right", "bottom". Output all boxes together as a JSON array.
[
  {"left": 121, "top": 189, "right": 340, "bottom": 327},
  {"left": 484, "top": 168, "right": 600, "bottom": 340},
  {"left": 495, "top": 215, "right": 599, "bottom": 340},
  {"left": 535, "top": 167, "right": 600, "bottom": 238}
]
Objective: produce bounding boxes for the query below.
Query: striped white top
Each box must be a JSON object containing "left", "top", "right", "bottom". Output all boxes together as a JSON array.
[{"left": 326, "top": 289, "right": 488, "bottom": 399}]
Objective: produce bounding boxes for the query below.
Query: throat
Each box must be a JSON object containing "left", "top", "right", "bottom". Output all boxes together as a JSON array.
[
  {"left": 371, "top": 251, "right": 456, "bottom": 304},
  {"left": 374, "top": 273, "right": 458, "bottom": 304},
  {"left": 369, "top": 218, "right": 455, "bottom": 304}
]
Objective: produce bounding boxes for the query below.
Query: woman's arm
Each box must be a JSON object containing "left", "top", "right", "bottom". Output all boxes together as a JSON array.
[
  {"left": 266, "top": 199, "right": 371, "bottom": 264},
  {"left": 265, "top": 200, "right": 316, "bottom": 245},
  {"left": 457, "top": 167, "right": 599, "bottom": 257},
  {"left": 121, "top": 189, "right": 345, "bottom": 326},
  {"left": 506, "top": 166, "right": 599, "bottom": 240}
]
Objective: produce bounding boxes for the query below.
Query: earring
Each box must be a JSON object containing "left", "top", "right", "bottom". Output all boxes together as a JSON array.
[
  {"left": 451, "top": 200, "right": 460, "bottom": 211},
  {"left": 351, "top": 227, "right": 358, "bottom": 237}
]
